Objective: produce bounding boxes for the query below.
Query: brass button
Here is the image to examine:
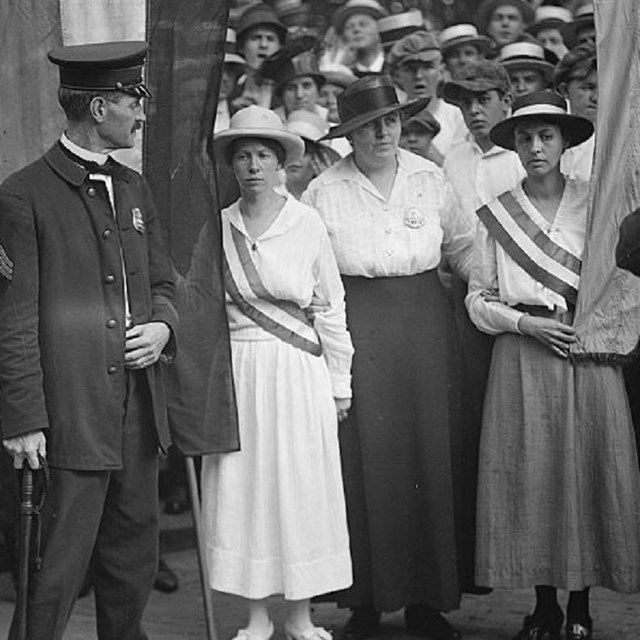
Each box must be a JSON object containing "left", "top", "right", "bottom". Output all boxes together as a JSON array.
[
  {"left": 104, "top": 274, "right": 115, "bottom": 284},
  {"left": 107, "top": 365, "right": 117, "bottom": 375},
  {"left": 87, "top": 187, "right": 97, "bottom": 197},
  {"left": 106, "top": 319, "right": 117, "bottom": 329},
  {"left": 102, "top": 229, "right": 112, "bottom": 238}
]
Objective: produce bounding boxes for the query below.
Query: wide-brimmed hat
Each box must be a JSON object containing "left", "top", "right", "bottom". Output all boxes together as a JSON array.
[
  {"left": 332, "top": 0, "right": 388, "bottom": 34},
  {"left": 439, "top": 23, "right": 494, "bottom": 58},
  {"left": 474, "top": 0, "right": 535, "bottom": 34},
  {"left": 387, "top": 30, "right": 441, "bottom": 71},
  {"left": 498, "top": 42, "right": 555, "bottom": 81},
  {"left": 560, "top": 4, "right": 595, "bottom": 49},
  {"left": 236, "top": 2, "right": 288, "bottom": 45},
  {"left": 286, "top": 109, "right": 331, "bottom": 142},
  {"left": 322, "top": 74, "right": 428, "bottom": 139},
  {"left": 489, "top": 90, "right": 593, "bottom": 150},
  {"left": 224, "top": 29, "right": 247, "bottom": 69},
  {"left": 214, "top": 105, "right": 304, "bottom": 165},
  {"left": 377, "top": 11, "right": 424, "bottom": 51},
  {"left": 443, "top": 59, "right": 511, "bottom": 104},
  {"left": 525, "top": 6, "right": 572, "bottom": 36},
  {"left": 319, "top": 62, "right": 358, "bottom": 88}
]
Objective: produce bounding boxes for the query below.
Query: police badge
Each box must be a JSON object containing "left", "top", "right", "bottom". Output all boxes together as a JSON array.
[
  {"left": 131, "top": 207, "right": 145, "bottom": 233},
  {"left": 403, "top": 206, "right": 426, "bottom": 229}
]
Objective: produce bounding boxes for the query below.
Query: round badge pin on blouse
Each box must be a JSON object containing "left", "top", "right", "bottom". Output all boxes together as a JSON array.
[{"left": 404, "top": 206, "right": 426, "bottom": 228}]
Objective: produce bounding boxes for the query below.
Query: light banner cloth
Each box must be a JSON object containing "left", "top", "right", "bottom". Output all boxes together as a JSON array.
[{"left": 572, "top": 0, "right": 640, "bottom": 360}]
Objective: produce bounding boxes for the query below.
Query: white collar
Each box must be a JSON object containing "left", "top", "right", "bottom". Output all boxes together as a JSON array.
[{"left": 60, "top": 133, "right": 110, "bottom": 166}]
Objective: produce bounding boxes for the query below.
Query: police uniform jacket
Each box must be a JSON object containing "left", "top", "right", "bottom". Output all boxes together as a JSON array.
[{"left": 0, "top": 143, "right": 178, "bottom": 470}]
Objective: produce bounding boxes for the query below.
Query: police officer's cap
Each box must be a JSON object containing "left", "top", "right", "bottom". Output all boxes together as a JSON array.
[{"left": 48, "top": 41, "right": 151, "bottom": 99}]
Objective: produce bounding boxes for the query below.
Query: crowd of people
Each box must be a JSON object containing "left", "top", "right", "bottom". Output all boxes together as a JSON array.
[{"left": 1, "top": 1, "right": 640, "bottom": 640}]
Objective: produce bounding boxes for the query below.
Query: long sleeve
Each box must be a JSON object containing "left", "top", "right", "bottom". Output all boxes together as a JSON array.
[
  {"left": 0, "top": 184, "right": 49, "bottom": 438},
  {"left": 440, "top": 182, "right": 475, "bottom": 281},
  {"left": 311, "top": 228, "right": 354, "bottom": 399},
  {"left": 465, "top": 220, "right": 525, "bottom": 335}
]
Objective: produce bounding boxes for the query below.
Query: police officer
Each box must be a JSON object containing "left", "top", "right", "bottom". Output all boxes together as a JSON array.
[{"left": 0, "top": 41, "right": 178, "bottom": 640}]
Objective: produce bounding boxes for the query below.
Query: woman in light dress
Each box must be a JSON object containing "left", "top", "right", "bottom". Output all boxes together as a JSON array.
[
  {"left": 202, "top": 105, "right": 354, "bottom": 640},
  {"left": 466, "top": 90, "right": 640, "bottom": 640}
]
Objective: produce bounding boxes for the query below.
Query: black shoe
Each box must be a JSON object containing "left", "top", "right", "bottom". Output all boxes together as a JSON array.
[
  {"left": 565, "top": 620, "right": 592, "bottom": 640},
  {"left": 404, "top": 605, "right": 461, "bottom": 640},
  {"left": 512, "top": 607, "right": 564, "bottom": 640},
  {"left": 154, "top": 558, "right": 179, "bottom": 593},
  {"left": 164, "top": 487, "right": 189, "bottom": 515},
  {"left": 339, "top": 606, "right": 380, "bottom": 640}
]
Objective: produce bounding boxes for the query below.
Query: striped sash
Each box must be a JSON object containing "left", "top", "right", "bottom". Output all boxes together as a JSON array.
[
  {"left": 477, "top": 191, "right": 582, "bottom": 306},
  {"left": 223, "top": 221, "right": 322, "bottom": 356}
]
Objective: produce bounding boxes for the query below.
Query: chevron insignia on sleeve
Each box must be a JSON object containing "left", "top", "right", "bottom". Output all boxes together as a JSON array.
[{"left": 0, "top": 244, "right": 13, "bottom": 280}]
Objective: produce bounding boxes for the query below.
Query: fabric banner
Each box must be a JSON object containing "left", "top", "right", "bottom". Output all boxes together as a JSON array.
[
  {"left": 0, "top": 0, "right": 63, "bottom": 182},
  {"left": 572, "top": 0, "right": 640, "bottom": 359},
  {"left": 146, "top": 0, "right": 239, "bottom": 455}
]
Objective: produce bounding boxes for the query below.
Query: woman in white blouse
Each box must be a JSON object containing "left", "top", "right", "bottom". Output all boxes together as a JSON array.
[
  {"left": 466, "top": 91, "right": 640, "bottom": 640},
  {"left": 303, "top": 75, "right": 474, "bottom": 640},
  {"left": 202, "top": 106, "right": 354, "bottom": 640}
]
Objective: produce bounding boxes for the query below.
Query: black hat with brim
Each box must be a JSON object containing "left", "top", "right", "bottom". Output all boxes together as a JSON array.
[
  {"left": 489, "top": 90, "right": 593, "bottom": 150},
  {"left": 48, "top": 41, "right": 151, "bottom": 98},
  {"left": 322, "top": 74, "right": 428, "bottom": 139}
]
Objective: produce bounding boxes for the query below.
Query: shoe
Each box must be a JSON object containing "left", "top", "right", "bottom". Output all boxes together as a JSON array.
[
  {"left": 232, "top": 621, "right": 275, "bottom": 640},
  {"left": 404, "top": 606, "right": 461, "bottom": 640},
  {"left": 164, "top": 487, "right": 189, "bottom": 515},
  {"left": 153, "top": 558, "right": 179, "bottom": 593},
  {"left": 512, "top": 607, "right": 564, "bottom": 640},
  {"left": 565, "top": 621, "right": 592, "bottom": 639},
  {"left": 339, "top": 606, "right": 381, "bottom": 640},
  {"left": 285, "top": 625, "right": 332, "bottom": 640}
]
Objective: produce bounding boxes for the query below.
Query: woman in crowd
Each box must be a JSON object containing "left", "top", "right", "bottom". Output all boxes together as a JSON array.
[
  {"left": 466, "top": 90, "right": 640, "bottom": 640},
  {"left": 202, "top": 105, "right": 354, "bottom": 640},
  {"left": 303, "top": 75, "right": 475, "bottom": 640},
  {"left": 285, "top": 109, "right": 341, "bottom": 199}
]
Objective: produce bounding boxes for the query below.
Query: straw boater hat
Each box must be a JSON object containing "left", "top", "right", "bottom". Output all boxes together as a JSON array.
[
  {"left": 214, "top": 105, "right": 304, "bottom": 165},
  {"left": 439, "top": 23, "right": 494, "bottom": 58},
  {"left": 322, "top": 74, "right": 429, "bottom": 139},
  {"left": 498, "top": 42, "right": 555, "bottom": 82},
  {"left": 332, "top": 0, "right": 388, "bottom": 34},
  {"left": 377, "top": 11, "right": 424, "bottom": 51},
  {"left": 560, "top": 4, "right": 595, "bottom": 49},
  {"left": 474, "top": 0, "right": 535, "bottom": 35},
  {"left": 489, "top": 90, "right": 593, "bottom": 150},
  {"left": 236, "top": 2, "right": 288, "bottom": 46},
  {"left": 224, "top": 29, "right": 247, "bottom": 69},
  {"left": 525, "top": 5, "right": 573, "bottom": 36}
]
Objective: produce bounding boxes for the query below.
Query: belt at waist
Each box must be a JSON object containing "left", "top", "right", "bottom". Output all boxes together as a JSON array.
[{"left": 514, "top": 303, "right": 574, "bottom": 325}]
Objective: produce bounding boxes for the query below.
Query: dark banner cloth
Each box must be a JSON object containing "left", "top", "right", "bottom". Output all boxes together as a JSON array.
[{"left": 145, "top": 0, "right": 239, "bottom": 455}]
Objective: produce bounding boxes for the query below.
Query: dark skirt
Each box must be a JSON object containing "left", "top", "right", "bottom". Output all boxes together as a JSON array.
[{"left": 337, "top": 270, "right": 461, "bottom": 613}]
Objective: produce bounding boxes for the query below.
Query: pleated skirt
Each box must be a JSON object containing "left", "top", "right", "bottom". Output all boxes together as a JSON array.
[
  {"left": 476, "top": 331, "right": 640, "bottom": 592},
  {"left": 337, "top": 270, "right": 461, "bottom": 613},
  {"left": 201, "top": 335, "right": 352, "bottom": 600}
]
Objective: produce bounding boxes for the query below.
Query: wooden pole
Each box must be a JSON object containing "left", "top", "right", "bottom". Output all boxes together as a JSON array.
[{"left": 186, "top": 456, "right": 217, "bottom": 640}]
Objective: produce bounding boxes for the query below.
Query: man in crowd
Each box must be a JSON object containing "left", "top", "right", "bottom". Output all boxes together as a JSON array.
[
  {"left": 439, "top": 23, "right": 493, "bottom": 80},
  {"left": 388, "top": 30, "right": 467, "bottom": 165},
  {"left": 0, "top": 41, "right": 178, "bottom": 640},
  {"left": 498, "top": 41, "right": 554, "bottom": 98},
  {"left": 475, "top": 0, "right": 534, "bottom": 50}
]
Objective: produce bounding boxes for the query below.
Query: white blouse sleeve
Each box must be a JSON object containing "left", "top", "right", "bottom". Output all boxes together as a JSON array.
[
  {"left": 465, "top": 220, "right": 526, "bottom": 335},
  {"left": 311, "top": 227, "right": 354, "bottom": 399},
  {"left": 440, "top": 182, "right": 475, "bottom": 281}
]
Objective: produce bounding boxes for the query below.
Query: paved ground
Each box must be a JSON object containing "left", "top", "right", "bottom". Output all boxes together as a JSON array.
[{"left": 0, "top": 511, "right": 638, "bottom": 639}]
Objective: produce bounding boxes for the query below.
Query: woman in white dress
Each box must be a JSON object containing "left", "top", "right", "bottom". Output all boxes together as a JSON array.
[
  {"left": 466, "top": 91, "right": 640, "bottom": 640},
  {"left": 203, "top": 105, "right": 354, "bottom": 640}
]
